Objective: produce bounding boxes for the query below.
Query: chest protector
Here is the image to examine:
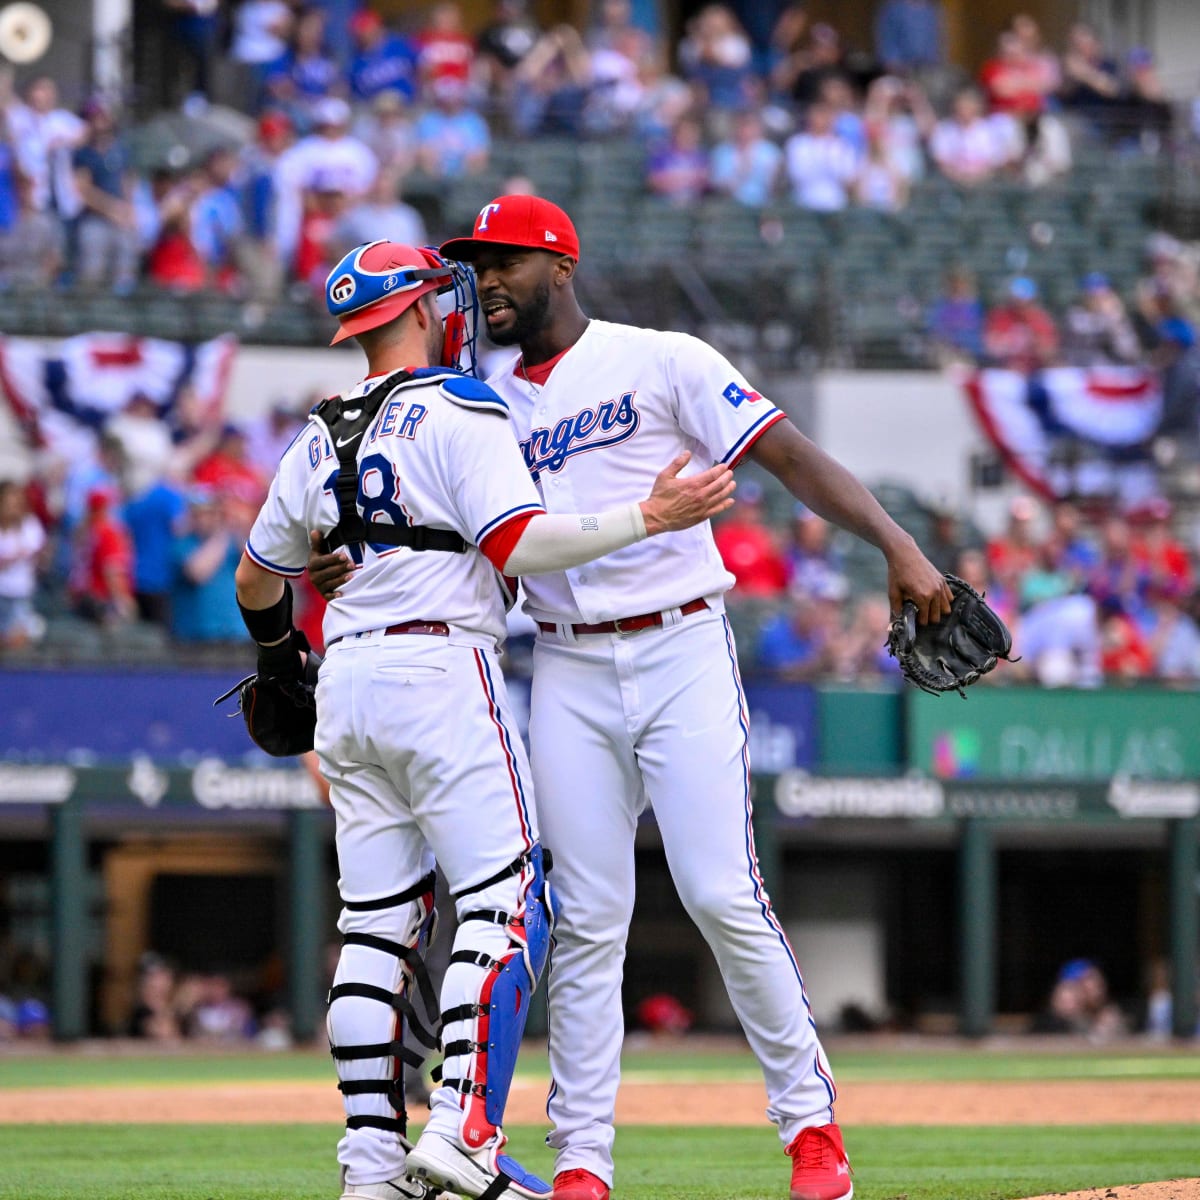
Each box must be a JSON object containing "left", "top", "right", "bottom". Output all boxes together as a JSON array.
[{"left": 312, "top": 370, "right": 467, "bottom": 556}]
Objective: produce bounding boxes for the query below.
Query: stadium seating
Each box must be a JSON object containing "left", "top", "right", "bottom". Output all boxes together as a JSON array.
[{"left": 3, "top": 139, "right": 1165, "bottom": 368}]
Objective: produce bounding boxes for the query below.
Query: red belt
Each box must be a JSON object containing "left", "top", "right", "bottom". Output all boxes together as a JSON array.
[
  {"left": 537, "top": 598, "right": 709, "bottom": 637},
  {"left": 327, "top": 620, "right": 450, "bottom": 648}
]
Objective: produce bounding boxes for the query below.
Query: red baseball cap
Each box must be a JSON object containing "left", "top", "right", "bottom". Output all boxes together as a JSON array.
[
  {"left": 350, "top": 8, "right": 382, "bottom": 36},
  {"left": 440, "top": 195, "right": 580, "bottom": 263}
]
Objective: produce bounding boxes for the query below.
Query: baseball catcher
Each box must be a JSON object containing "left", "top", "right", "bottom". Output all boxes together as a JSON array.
[
  {"left": 214, "top": 582, "right": 322, "bottom": 756},
  {"left": 887, "top": 572, "right": 1016, "bottom": 696}
]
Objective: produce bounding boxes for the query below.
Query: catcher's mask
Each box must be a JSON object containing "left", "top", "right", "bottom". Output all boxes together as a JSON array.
[{"left": 325, "top": 240, "right": 481, "bottom": 375}]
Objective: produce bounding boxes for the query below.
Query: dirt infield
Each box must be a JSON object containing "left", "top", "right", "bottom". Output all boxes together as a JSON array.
[
  {"left": 1022, "top": 1186, "right": 1200, "bottom": 1200},
  {"left": 2, "top": 1076, "right": 1199, "bottom": 1126},
  {"left": 2, "top": 1075, "right": 1196, "bottom": 1199}
]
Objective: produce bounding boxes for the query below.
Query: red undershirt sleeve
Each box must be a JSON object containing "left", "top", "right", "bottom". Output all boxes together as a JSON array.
[{"left": 479, "top": 510, "right": 540, "bottom": 572}]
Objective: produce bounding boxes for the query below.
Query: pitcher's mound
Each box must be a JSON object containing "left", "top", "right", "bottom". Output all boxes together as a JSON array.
[{"left": 1021, "top": 1182, "right": 1200, "bottom": 1200}]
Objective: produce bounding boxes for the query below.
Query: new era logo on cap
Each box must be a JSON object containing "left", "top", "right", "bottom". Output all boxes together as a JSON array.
[{"left": 440, "top": 194, "right": 580, "bottom": 263}]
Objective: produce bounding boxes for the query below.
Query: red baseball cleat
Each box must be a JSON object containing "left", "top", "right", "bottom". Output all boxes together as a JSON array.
[
  {"left": 786, "top": 1123, "right": 853, "bottom": 1200},
  {"left": 553, "top": 1168, "right": 610, "bottom": 1200}
]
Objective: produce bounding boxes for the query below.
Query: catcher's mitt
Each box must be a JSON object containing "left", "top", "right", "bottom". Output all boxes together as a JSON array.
[
  {"left": 887, "top": 573, "right": 1016, "bottom": 697},
  {"left": 214, "top": 632, "right": 323, "bottom": 756}
]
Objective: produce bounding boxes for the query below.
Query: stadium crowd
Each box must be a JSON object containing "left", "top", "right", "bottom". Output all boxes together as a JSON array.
[
  {"left": 2, "top": 2, "right": 1200, "bottom": 679},
  {"left": 714, "top": 483, "right": 1200, "bottom": 687},
  {"left": 0, "top": 2, "right": 1194, "bottom": 299}
]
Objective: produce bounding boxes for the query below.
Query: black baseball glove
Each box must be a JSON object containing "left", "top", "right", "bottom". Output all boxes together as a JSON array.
[
  {"left": 886, "top": 573, "right": 1015, "bottom": 697},
  {"left": 214, "top": 631, "right": 323, "bottom": 756}
]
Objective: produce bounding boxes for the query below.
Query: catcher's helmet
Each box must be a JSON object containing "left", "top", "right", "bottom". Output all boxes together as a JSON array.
[
  {"left": 325, "top": 241, "right": 482, "bottom": 376},
  {"left": 325, "top": 241, "right": 452, "bottom": 345}
]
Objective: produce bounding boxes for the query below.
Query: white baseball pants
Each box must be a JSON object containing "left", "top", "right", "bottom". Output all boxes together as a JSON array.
[
  {"left": 529, "top": 609, "right": 838, "bottom": 1186},
  {"left": 315, "top": 633, "right": 540, "bottom": 1185}
]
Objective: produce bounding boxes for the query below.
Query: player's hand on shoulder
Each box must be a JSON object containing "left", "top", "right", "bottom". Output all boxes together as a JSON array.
[
  {"left": 307, "top": 530, "right": 355, "bottom": 600},
  {"left": 886, "top": 535, "right": 953, "bottom": 625},
  {"left": 640, "top": 451, "right": 735, "bottom": 537}
]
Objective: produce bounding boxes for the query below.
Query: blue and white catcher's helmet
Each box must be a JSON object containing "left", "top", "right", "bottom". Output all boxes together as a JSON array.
[{"left": 325, "top": 240, "right": 481, "bottom": 376}]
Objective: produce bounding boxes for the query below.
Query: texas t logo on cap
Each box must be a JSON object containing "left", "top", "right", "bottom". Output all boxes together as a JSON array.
[{"left": 441, "top": 195, "right": 580, "bottom": 263}]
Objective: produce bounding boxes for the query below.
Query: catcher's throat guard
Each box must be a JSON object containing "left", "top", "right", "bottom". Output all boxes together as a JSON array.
[
  {"left": 887, "top": 572, "right": 1017, "bottom": 698},
  {"left": 433, "top": 251, "right": 481, "bottom": 378}
]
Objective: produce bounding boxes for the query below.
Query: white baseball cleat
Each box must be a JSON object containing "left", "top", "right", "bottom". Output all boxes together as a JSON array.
[
  {"left": 340, "top": 1175, "right": 455, "bottom": 1199},
  {"left": 405, "top": 1129, "right": 552, "bottom": 1198}
]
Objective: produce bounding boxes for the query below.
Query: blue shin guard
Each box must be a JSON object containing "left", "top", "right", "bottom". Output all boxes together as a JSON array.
[{"left": 441, "top": 844, "right": 555, "bottom": 1149}]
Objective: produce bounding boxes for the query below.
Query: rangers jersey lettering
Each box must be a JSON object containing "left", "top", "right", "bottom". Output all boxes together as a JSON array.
[
  {"left": 487, "top": 320, "right": 785, "bottom": 624},
  {"left": 247, "top": 371, "right": 544, "bottom": 646},
  {"left": 520, "top": 390, "right": 640, "bottom": 480}
]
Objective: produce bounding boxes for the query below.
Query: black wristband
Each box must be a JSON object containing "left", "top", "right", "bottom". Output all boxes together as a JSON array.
[
  {"left": 239, "top": 581, "right": 293, "bottom": 645},
  {"left": 257, "top": 632, "right": 303, "bottom": 680}
]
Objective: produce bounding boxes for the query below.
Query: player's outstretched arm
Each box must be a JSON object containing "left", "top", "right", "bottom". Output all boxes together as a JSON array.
[
  {"left": 304, "top": 456, "right": 735, "bottom": 595},
  {"left": 499, "top": 451, "right": 733, "bottom": 576},
  {"left": 748, "top": 418, "right": 951, "bottom": 623}
]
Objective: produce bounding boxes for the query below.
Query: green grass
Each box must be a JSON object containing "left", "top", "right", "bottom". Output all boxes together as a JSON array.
[
  {"left": 0, "top": 1123, "right": 1195, "bottom": 1200},
  {"left": 0, "top": 1045, "right": 1196, "bottom": 1197},
  {"left": 3, "top": 1042, "right": 1199, "bottom": 1089}
]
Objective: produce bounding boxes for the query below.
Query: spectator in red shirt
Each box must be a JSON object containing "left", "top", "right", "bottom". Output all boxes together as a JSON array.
[
  {"left": 986, "top": 494, "right": 1041, "bottom": 593},
  {"left": 418, "top": 2, "right": 476, "bottom": 92},
  {"left": 293, "top": 174, "right": 351, "bottom": 291},
  {"left": 70, "top": 487, "right": 135, "bottom": 625},
  {"left": 1129, "top": 497, "right": 1193, "bottom": 600},
  {"left": 145, "top": 169, "right": 206, "bottom": 292},
  {"left": 984, "top": 276, "right": 1059, "bottom": 374},
  {"left": 1099, "top": 597, "right": 1154, "bottom": 680},
  {"left": 713, "top": 480, "right": 789, "bottom": 598},
  {"left": 192, "top": 424, "right": 267, "bottom": 535},
  {"left": 979, "top": 27, "right": 1057, "bottom": 119}
]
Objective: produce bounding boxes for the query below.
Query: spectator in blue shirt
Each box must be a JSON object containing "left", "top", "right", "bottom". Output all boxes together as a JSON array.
[
  {"left": 348, "top": 9, "right": 419, "bottom": 104},
  {"left": 756, "top": 591, "right": 840, "bottom": 682},
  {"left": 263, "top": 6, "right": 342, "bottom": 128},
  {"left": 123, "top": 478, "right": 187, "bottom": 625},
  {"left": 678, "top": 4, "right": 756, "bottom": 111},
  {"left": 72, "top": 99, "right": 138, "bottom": 292},
  {"left": 928, "top": 268, "right": 985, "bottom": 365},
  {"left": 874, "top": 0, "right": 944, "bottom": 76},
  {"left": 169, "top": 490, "right": 245, "bottom": 642},
  {"left": 242, "top": 111, "right": 291, "bottom": 239},
  {"left": 414, "top": 79, "right": 490, "bottom": 179},
  {"left": 191, "top": 146, "right": 245, "bottom": 290},
  {"left": 710, "top": 109, "right": 782, "bottom": 207},
  {"left": 0, "top": 136, "right": 17, "bottom": 235}
]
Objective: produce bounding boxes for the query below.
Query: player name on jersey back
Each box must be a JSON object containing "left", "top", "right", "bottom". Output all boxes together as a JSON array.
[{"left": 246, "top": 372, "right": 544, "bottom": 647}]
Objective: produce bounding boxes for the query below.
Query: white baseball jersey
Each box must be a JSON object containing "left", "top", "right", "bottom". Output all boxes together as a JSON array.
[
  {"left": 246, "top": 371, "right": 544, "bottom": 645},
  {"left": 486, "top": 320, "right": 786, "bottom": 624},
  {"left": 483, "top": 321, "right": 841, "bottom": 1186}
]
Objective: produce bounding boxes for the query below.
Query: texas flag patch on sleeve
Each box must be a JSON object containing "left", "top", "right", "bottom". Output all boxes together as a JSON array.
[{"left": 722, "top": 382, "right": 764, "bottom": 408}]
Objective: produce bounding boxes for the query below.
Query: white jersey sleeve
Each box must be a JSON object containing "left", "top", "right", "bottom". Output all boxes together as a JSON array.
[
  {"left": 439, "top": 380, "right": 546, "bottom": 550},
  {"left": 663, "top": 333, "right": 787, "bottom": 467},
  {"left": 245, "top": 422, "right": 322, "bottom": 577}
]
